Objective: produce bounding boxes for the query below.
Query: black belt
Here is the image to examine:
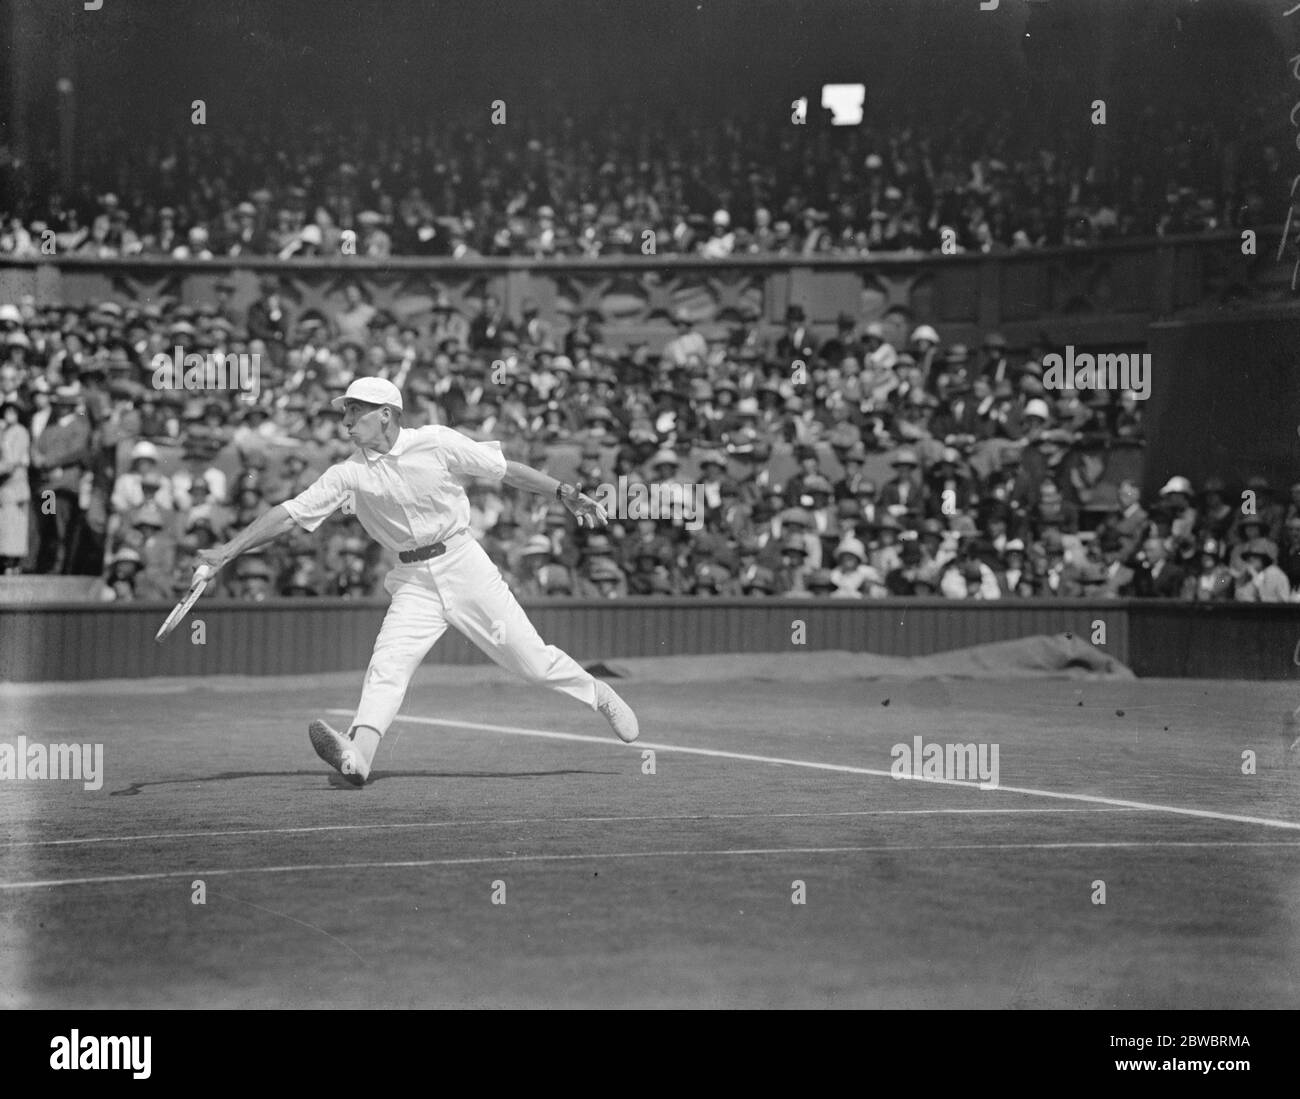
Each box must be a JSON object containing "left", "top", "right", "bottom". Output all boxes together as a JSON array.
[{"left": 399, "top": 540, "right": 448, "bottom": 564}]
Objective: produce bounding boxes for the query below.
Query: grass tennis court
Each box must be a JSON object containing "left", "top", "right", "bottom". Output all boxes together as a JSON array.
[{"left": 2, "top": 668, "right": 1298, "bottom": 1008}]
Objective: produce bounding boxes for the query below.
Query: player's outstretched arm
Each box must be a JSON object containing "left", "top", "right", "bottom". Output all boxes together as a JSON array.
[
  {"left": 501, "top": 460, "right": 607, "bottom": 529},
  {"left": 195, "top": 504, "right": 299, "bottom": 579}
]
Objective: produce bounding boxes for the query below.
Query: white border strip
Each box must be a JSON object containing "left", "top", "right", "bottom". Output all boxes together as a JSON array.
[
  {"left": 4, "top": 841, "right": 1300, "bottom": 891},
  {"left": 337, "top": 710, "right": 1300, "bottom": 833}
]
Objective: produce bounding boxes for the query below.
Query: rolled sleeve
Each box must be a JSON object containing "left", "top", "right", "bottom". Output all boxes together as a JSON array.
[
  {"left": 438, "top": 427, "right": 507, "bottom": 482},
  {"left": 282, "top": 464, "right": 355, "bottom": 532}
]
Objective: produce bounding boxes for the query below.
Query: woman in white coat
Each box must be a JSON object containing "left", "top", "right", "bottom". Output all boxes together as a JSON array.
[{"left": 0, "top": 398, "right": 32, "bottom": 573}]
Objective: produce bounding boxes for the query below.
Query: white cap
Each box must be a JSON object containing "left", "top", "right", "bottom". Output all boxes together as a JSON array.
[
  {"left": 331, "top": 377, "right": 403, "bottom": 411},
  {"left": 1023, "top": 398, "right": 1050, "bottom": 420},
  {"left": 836, "top": 537, "right": 867, "bottom": 562},
  {"left": 1159, "top": 475, "right": 1193, "bottom": 496},
  {"left": 130, "top": 441, "right": 160, "bottom": 462}
]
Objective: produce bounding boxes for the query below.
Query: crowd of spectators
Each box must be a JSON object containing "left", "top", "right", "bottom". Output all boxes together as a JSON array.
[
  {"left": 0, "top": 283, "right": 1297, "bottom": 605},
  {"left": 1, "top": 86, "right": 1290, "bottom": 264}
]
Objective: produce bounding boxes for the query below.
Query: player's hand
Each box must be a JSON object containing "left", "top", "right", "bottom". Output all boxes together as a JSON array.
[
  {"left": 193, "top": 549, "right": 226, "bottom": 587},
  {"left": 559, "top": 483, "right": 608, "bottom": 529}
]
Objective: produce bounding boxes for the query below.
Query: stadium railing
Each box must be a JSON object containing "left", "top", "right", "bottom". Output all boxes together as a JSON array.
[{"left": 1, "top": 230, "right": 1286, "bottom": 352}]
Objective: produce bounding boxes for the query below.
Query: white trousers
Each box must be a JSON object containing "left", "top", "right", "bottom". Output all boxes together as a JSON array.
[{"left": 351, "top": 534, "right": 598, "bottom": 737}]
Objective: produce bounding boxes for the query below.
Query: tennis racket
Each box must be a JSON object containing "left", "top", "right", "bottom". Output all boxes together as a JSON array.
[{"left": 154, "top": 567, "right": 213, "bottom": 643}]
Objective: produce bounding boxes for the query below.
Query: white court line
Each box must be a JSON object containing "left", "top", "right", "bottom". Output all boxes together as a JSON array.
[
  {"left": 0, "top": 807, "right": 1142, "bottom": 851},
  {"left": 334, "top": 710, "right": 1300, "bottom": 834},
  {"left": 4, "top": 840, "right": 1300, "bottom": 892}
]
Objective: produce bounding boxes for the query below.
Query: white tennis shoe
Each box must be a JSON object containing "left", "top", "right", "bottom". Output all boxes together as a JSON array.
[
  {"left": 594, "top": 680, "right": 640, "bottom": 743},
  {"left": 309, "top": 719, "right": 369, "bottom": 786}
]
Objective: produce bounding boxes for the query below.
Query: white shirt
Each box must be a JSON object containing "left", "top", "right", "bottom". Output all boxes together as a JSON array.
[{"left": 283, "top": 426, "right": 507, "bottom": 553}]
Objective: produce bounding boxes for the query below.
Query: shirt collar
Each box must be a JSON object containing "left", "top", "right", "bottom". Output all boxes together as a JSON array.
[{"left": 361, "top": 426, "right": 412, "bottom": 463}]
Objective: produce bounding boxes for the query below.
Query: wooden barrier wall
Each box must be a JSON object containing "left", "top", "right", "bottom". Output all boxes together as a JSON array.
[{"left": 1, "top": 597, "right": 1296, "bottom": 683}]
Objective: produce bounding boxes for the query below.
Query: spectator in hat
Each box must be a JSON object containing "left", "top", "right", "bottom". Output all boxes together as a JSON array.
[
  {"left": 837, "top": 445, "right": 875, "bottom": 503},
  {"left": 428, "top": 291, "right": 471, "bottom": 351},
  {"left": 982, "top": 445, "right": 1034, "bottom": 514},
  {"left": 226, "top": 202, "right": 268, "bottom": 257},
  {"left": 130, "top": 501, "right": 178, "bottom": 575},
  {"left": 774, "top": 533, "right": 814, "bottom": 595},
  {"left": 798, "top": 473, "right": 839, "bottom": 548},
  {"left": 625, "top": 539, "right": 670, "bottom": 596},
  {"left": 1227, "top": 513, "right": 1270, "bottom": 573},
  {"left": 1235, "top": 476, "right": 1285, "bottom": 545},
  {"left": 1106, "top": 479, "right": 1149, "bottom": 561},
  {"left": 167, "top": 532, "right": 209, "bottom": 600},
  {"left": 1182, "top": 538, "right": 1235, "bottom": 602},
  {"left": 1007, "top": 395, "right": 1051, "bottom": 444},
  {"left": 996, "top": 538, "right": 1030, "bottom": 597},
  {"left": 923, "top": 446, "right": 976, "bottom": 520},
  {"left": 820, "top": 312, "right": 863, "bottom": 365},
  {"left": 246, "top": 278, "right": 290, "bottom": 366},
  {"left": 529, "top": 560, "right": 571, "bottom": 596},
  {"left": 211, "top": 278, "right": 245, "bottom": 331},
  {"left": 878, "top": 448, "right": 927, "bottom": 513},
  {"left": 171, "top": 440, "right": 228, "bottom": 510},
  {"left": 1156, "top": 475, "right": 1198, "bottom": 543},
  {"left": 281, "top": 557, "right": 321, "bottom": 597},
  {"left": 1113, "top": 390, "right": 1145, "bottom": 440},
  {"left": 96, "top": 546, "right": 168, "bottom": 601},
  {"left": 182, "top": 477, "right": 234, "bottom": 540},
  {"left": 740, "top": 564, "right": 777, "bottom": 597},
  {"left": 828, "top": 537, "right": 882, "bottom": 598},
  {"left": 777, "top": 506, "right": 822, "bottom": 569},
  {"left": 234, "top": 552, "right": 275, "bottom": 602},
  {"left": 799, "top": 568, "right": 833, "bottom": 597},
  {"left": 0, "top": 397, "right": 31, "bottom": 573},
  {"left": 782, "top": 445, "right": 823, "bottom": 506},
  {"left": 884, "top": 541, "right": 927, "bottom": 595},
  {"left": 978, "top": 333, "right": 1012, "bottom": 385},
  {"left": 516, "top": 296, "right": 553, "bottom": 349},
  {"left": 355, "top": 210, "right": 393, "bottom": 258},
  {"left": 662, "top": 312, "right": 708, "bottom": 370},
  {"left": 30, "top": 385, "right": 90, "bottom": 573},
  {"left": 1130, "top": 535, "right": 1185, "bottom": 599},
  {"left": 1028, "top": 481, "right": 1079, "bottom": 538},
  {"left": 112, "top": 440, "right": 175, "bottom": 514},
  {"left": 133, "top": 470, "right": 178, "bottom": 529},
  {"left": 1195, "top": 477, "right": 1235, "bottom": 542},
  {"left": 1027, "top": 530, "right": 1083, "bottom": 597},
  {"left": 932, "top": 370, "right": 982, "bottom": 440},
  {"left": 332, "top": 536, "right": 376, "bottom": 598},
  {"left": 618, "top": 515, "right": 672, "bottom": 572},
  {"left": 867, "top": 514, "right": 904, "bottom": 576},
  {"left": 692, "top": 560, "right": 740, "bottom": 596},
  {"left": 941, "top": 558, "right": 996, "bottom": 600},
  {"left": 1233, "top": 538, "right": 1291, "bottom": 602},
  {"left": 700, "top": 209, "right": 736, "bottom": 258},
  {"left": 772, "top": 304, "right": 818, "bottom": 364},
  {"left": 570, "top": 535, "right": 621, "bottom": 598},
  {"left": 468, "top": 294, "right": 513, "bottom": 354}
]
